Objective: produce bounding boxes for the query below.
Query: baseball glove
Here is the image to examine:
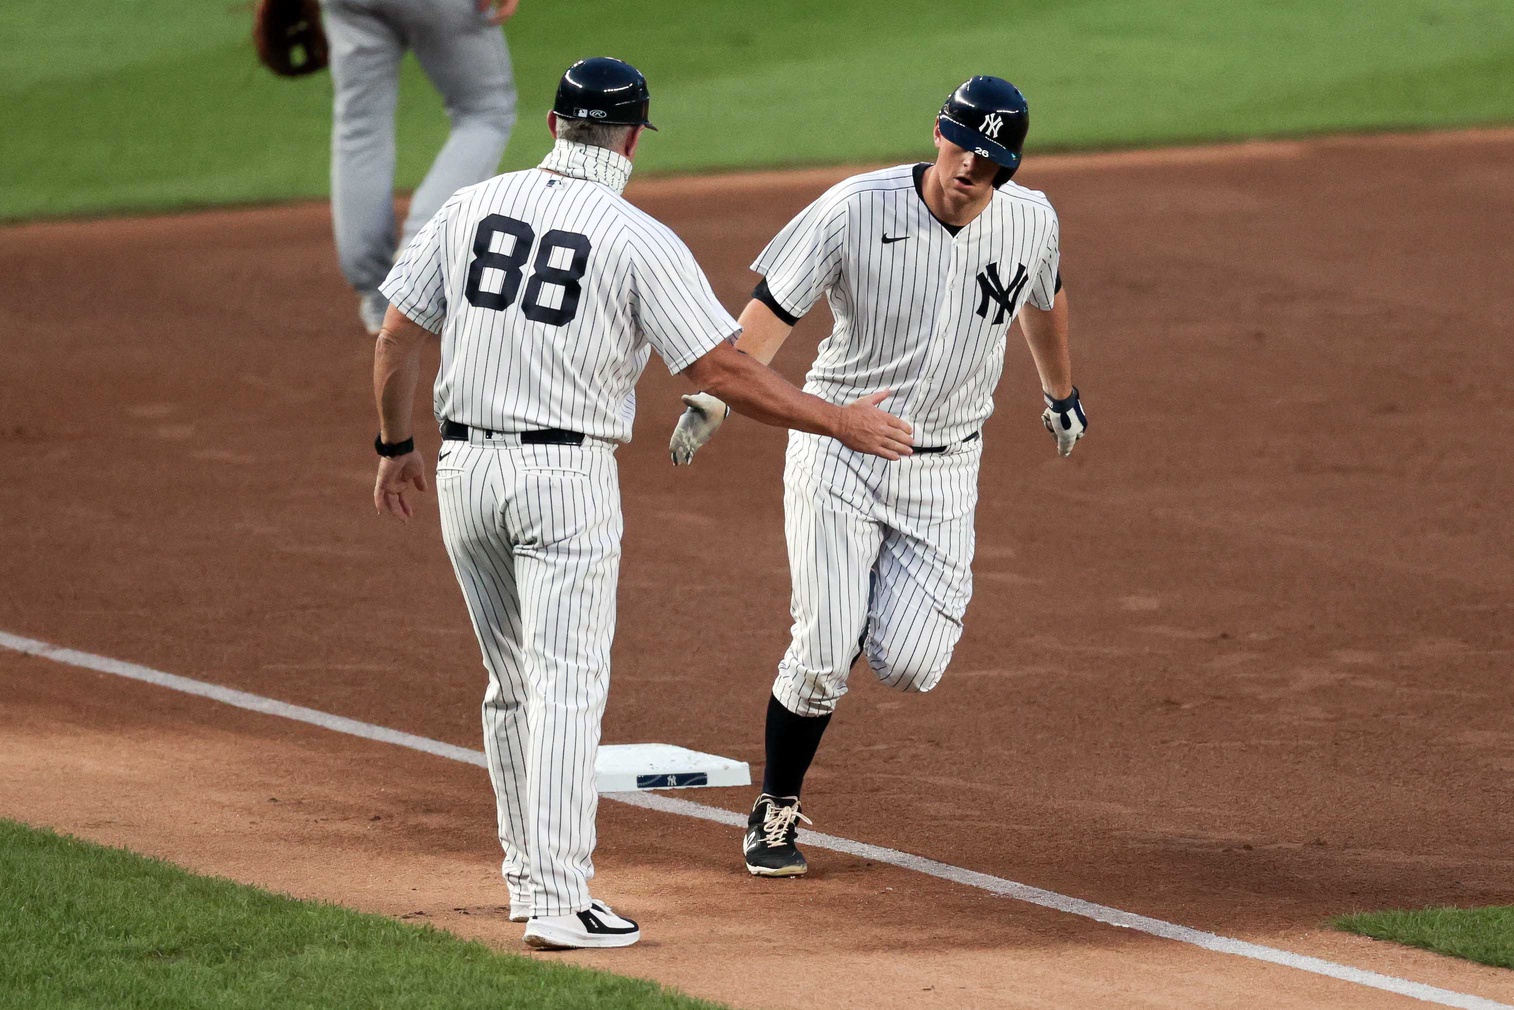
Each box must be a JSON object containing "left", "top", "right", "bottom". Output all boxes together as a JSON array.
[{"left": 253, "top": 0, "right": 329, "bottom": 77}]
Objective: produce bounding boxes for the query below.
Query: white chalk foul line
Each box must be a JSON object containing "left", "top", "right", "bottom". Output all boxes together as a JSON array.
[{"left": 2, "top": 628, "right": 1507, "bottom": 1010}]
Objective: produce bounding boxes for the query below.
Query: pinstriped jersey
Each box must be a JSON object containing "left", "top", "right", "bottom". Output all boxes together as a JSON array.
[
  {"left": 753, "top": 163, "right": 1059, "bottom": 446},
  {"left": 380, "top": 142, "right": 739, "bottom": 443}
]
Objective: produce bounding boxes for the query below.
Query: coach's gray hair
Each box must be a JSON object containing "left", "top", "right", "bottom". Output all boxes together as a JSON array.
[{"left": 556, "top": 117, "right": 635, "bottom": 151}]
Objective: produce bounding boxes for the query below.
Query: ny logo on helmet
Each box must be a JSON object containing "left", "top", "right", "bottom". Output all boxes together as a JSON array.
[{"left": 981, "top": 112, "right": 1005, "bottom": 139}]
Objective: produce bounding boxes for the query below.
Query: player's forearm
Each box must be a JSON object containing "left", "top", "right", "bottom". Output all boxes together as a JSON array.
[
  {"left": 734, "top": 298, "right": 794, "bottom": 367},
  {"left": 373, "top": 312, "right": 427, "bottom": 442},
  {"left": 1019, "top": 289, "right": 1072, "bottom": 399}
]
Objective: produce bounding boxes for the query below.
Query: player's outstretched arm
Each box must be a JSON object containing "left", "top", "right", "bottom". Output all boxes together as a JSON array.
[
  {"left": 1019, "top": 289, "right": 1087, "bottom": 456},
  {"left": 681, "top": 341, "right": 913, "bottom": 461},
  {"left": 372, "top": 307, "right": 432, "bottom": 520},
  {"left": 669, "top": 298, "right": 796, "bottom": 464}
]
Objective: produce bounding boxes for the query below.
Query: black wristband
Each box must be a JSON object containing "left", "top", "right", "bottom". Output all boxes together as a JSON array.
[
  {"left": 375, "top": 434, "right": 415, "bottom": 458},
  {"left": 1043, "top": 386, "right": 1080, "bottom": 412}
]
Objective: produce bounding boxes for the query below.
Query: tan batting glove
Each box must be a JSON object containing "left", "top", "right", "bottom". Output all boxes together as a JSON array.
[{"left": 669, "top": 392, "right": 730, "bottom": 465}]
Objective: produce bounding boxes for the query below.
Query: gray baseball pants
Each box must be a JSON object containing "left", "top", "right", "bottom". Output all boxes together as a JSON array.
[{"left": 321, "top": 0, "right": 517, "bottom": 294}]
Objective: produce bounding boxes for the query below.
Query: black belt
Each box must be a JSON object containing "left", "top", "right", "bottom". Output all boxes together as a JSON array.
[
  {"left": 913, "top": 431, "right": 980, "bottom": 454},
  {"left": 440, "top": 420, "right": 585, "bottom": 446}
]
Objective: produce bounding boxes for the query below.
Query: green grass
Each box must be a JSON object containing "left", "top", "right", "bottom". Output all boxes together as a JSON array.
[
  {"left": 3, "top": 0, "right": 1514, "bottom": 220},
  {"left": 0, "top": 819, "right": 725, "bottom": 1010},
  {"left": 1335, "top": 905, "right": 1514, "bottom": 970}
]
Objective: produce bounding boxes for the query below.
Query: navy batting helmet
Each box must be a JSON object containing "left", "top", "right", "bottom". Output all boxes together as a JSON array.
[
  {"left": 937, "top": 76, "right": 1029, "bottom": 185},
  {"left": 553, "top": 57, "right": 657, "bottom": 131}
]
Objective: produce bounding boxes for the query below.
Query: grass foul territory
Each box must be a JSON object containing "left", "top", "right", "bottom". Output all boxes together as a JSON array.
[
  {"left": 1336, "top": 906, "right": 1514, "bottom": 971},
  {"left": 0, "top": 820, "right": 725, "bottom": 1010},
  {"left": 3, "top": 0, "right": 1514, "bottom": 220}
]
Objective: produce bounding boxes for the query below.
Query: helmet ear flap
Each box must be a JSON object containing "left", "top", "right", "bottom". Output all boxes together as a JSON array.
[{"left": 994, "top": 165, "right": 1016, "bottom": 188}]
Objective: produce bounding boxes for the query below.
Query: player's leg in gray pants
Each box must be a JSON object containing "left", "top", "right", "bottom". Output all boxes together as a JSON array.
[
  {"left": 323, "top": 0, "right": 403, "bottom": 294},
  {"left": 400, "top": 1, "right": 516, "bottom": 248},
  {"left": 437, "top": 440, "right": 622, "bottom": 918},
  {"left": 321, "top": 0, "right": 515, "bottom": 294}
]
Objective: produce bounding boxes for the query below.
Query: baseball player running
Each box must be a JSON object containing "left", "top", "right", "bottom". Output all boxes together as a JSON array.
[
  {"left": 371, "top": 58, "right": 913, "bottom": 948},
  {"left": 670, "top": 76, "right": 1088, "bottom": 877},
  {"left": 321, "top": 0, "right": 519, "bottom": 335}
]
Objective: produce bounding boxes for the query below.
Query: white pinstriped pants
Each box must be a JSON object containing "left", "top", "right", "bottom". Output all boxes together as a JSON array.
[
  {"left": 436, "top": 439, "right": 621, "bottom": 917},
  {"left": 774, "top": 431, "right": 980, "bottom": 718}
]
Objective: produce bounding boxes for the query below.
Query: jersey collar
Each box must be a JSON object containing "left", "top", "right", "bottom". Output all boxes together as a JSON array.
[
  {"left": 538, "top": 140, "right": 633, "bottom": 195},
  {"left": 913, "top": 162, "right": 994, "bottom": 239}
]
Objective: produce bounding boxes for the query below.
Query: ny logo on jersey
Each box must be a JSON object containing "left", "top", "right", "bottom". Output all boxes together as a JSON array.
[
  {"left": 975, "top": 261, "right": 1029, "bottom": 325},
  {"left": 981, "top": 112, "right": 1005, "bottom": 140}
]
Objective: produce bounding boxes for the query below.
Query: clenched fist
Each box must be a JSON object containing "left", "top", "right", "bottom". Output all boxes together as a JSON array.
[{"left": 1041, "top": 387, "right": 1087, "bottom": 457}]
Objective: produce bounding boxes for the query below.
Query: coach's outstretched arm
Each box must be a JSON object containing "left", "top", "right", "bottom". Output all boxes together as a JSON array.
[
  {"left": 670, "top": 297, "right": 796, "bottom": 464},
  {"left": 681, "top": 339, "right": 913, "bottom": 461},
  {"left": 1018, "top": 289, "right": 1087, "bottom": 457}
]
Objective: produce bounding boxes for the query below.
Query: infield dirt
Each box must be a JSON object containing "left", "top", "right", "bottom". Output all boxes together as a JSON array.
[{"left": 3, "top": 129, "right": 1513, "bottom": 1008}]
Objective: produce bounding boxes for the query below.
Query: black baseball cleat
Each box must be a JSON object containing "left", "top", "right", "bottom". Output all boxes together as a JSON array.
[{"left": 744, "top": 793, "right": 812, "bottom": 877}]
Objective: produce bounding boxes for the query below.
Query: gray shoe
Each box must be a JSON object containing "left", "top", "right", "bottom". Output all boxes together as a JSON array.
[{"left": 358, "top": 290, "right": 387, "bottom": 336}]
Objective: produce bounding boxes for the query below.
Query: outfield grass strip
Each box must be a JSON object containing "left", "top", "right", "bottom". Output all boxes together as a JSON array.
[
  {"left": 1336, "top": 907, "right": 1514, "bottom": 972},
  {"left": 4, "top": 0, "right": 1514, "bottom": 219},
  {"left": 0, "top": 819, "right": 727, "bottom": 1010}
]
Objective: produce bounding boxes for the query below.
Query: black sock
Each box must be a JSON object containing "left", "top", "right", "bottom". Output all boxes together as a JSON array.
[{"left": 761, "top": 693, "right": 832, "bottom": 798}]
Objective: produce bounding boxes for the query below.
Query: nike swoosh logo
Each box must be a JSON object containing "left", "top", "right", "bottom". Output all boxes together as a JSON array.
[
  {"left": 882, "top": 234, "right": 908, "bottom": 244},
  {"left": 438, "top": 451, "right": 452, "bottom": 461}
]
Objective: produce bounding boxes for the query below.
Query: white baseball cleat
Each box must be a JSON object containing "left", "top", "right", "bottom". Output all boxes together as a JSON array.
[
  {"left": 522, "top": 899, "right": 640, "bottom": 949},
  {"left": 358, "top": 290, "right": 388, "bottom": 336},
  {"left": 509, "top": 900, "right": 529, "bottom": 923}
]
